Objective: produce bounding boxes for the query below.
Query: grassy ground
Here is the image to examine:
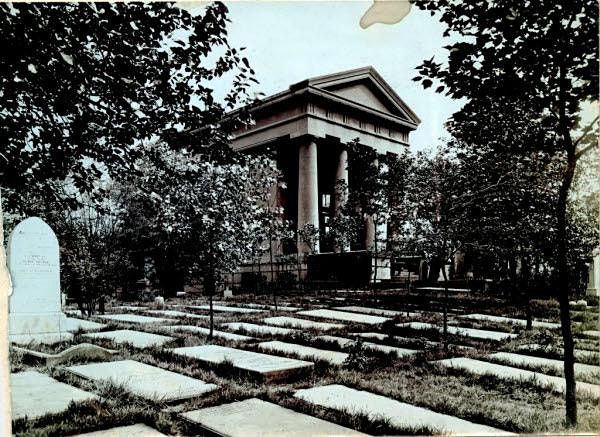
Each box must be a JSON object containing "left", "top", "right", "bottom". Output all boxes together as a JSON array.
[{"left": 9, "top": 290, "right": 600, "bottom": 436}]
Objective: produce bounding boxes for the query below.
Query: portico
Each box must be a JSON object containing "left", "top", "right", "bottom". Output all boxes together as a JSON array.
[{"left": 230, "top": 66, "right": 420, "bottom": 283}]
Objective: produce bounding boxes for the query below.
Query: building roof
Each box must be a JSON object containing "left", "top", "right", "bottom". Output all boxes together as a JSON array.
[{"left": 232, "top": 66, "right": 421, "bottom": 130}]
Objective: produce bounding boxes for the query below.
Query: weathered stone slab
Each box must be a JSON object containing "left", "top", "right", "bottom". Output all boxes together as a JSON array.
[
  {"left": 181, "top": 398, "right": 366, "bottom": 436},
  {"left": 332, "top": 305, "right": 404, "bottom": 317},
  {"left": 75, "top": 424, "right": 167, "bottom": 436},
  {"left": 294, "top": 384, "right": 508, "bottom": 435},
  {"left": 67, "top": 359, "right": 217, "bottom": 402},
  {"left": 65, "top": 317, "right": 106, "bottom": 332},
  {"left": 317, "top": 335, "right": 356, "bottom": 348},
  {"left": 264, "top": 316, "right": 344, "bottom": 330},
  {"left": 517, "top": 343, "right": 599, "bottom": 361},
  {"left": 98, "top": 314, "right": 170, "bottom": 324},
  {"left": 349, "top": 333, "right": 474, "bottom": 351},
  {"left": 65, "top": 309, "right": 83, "bottom": 317},
  {"left": 397, "top": 322, "right": 517, "bottom": 341},
  {"left": 111, "top": 306, "right": 147, "bottom": 311},
  {"left": 242, "top": 303, "right": 302, "bottom": 312},
  {"left": 583, "top": 330, "right": 600, "bottom": 338},
  {"left": 316, "top": 335, "right": 418, "bottom": 357},
  {"left": 298, "top": 309, "right": 389, "bottom": 325},
  {"left": 489, "top": 352, "right": 600, "bottom": 376},
  {"left": 8, "top": 217, "right": 73, "bottom": 344},
  {"left": 162, "top": 325, "right": 253, "bottom": 341},
  {"left": 11, "top": 371, "right": 98, "bottom": 420},
  {"left": 436, "top": 357, "right": 600, "bottom": 397},
  {"left": 222, "top": 322, "right": 298, "bottom": 336},
  {"left": 171, "top": 345, "right": 313, "bottom": 382},
  {"left": 146, "top": 310, "right": 208, "bottom": 319},
  {"left": 13, "top": 343, "right": 117, "bottom": 365},
  {"left": 350, "top": 332, "right": 387, "bottom": 341},
  {"left": 459, "top": 313, "right": 560, "bottom": 329},
  {"left": 83, "top": 329, "right": 174, "bottom": 348},
  {"left": 187, "top": 304, "right": 264, "bottom": 313},
  {"left": 258, "top": 340, "right": 349, "bottom": 365},
  {"left": 415, "top": 286, "right": 471, "bottom": 293}
]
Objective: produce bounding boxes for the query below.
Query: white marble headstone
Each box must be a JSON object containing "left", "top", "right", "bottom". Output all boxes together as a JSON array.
[{"left": 8, "top": 217, "right": 72, "bottom": 344}]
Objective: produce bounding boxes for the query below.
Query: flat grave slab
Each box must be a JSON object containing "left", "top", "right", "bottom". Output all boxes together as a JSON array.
[
  {"left": 583, "top": 330, "right": 600, "bottom": 338},
  {"left": 264, "top": 316, "right": 344, "bottom": 330},
  {"left": 181, "top": 397, "right": 366, "bottom": 436},
  {"left": 11, "top": 371, "right": 98, "bottom": 420},
  {"left": 98, "top": 314, "right": 170, "bottom": 324},
  {"left": 242, "top": 303, "right": 302, "bottom": 312},
  {"left": 317, "top": 335, "right": 356, "bottom": 348},
  {"left": 171, "top": 345, "right": 314, "bottom": 382},
  {"left": 65, "top": 309, "right": 83, "bottom": 317},
  {"left": 436, "top": 357, "right": 600, "bottom": 398},
  {"left": 187, "top": 304, "right": 264, "bottom": 314},
  {"left": 110, "top": 306, "right": 147, "bottom": 311},
  {"left": 351, "top": 332, "right": 387, "bottom": 341},
  {"left": 65, "top": 317, "right": 106, "bottom": 332},
  {"left": 489, "top": 352, "right": 600, "bottom": 376},
  {"left": 397, "top": 322, "right": 518, "bottom": 341},
  {"left": 316, "top": 335, "right": 418, "bottom": 357},
  {"left": 75, "top": 423, "right": 167, "bottom": 436},
  {"left": 67, "top": 359, "right": 217, "bottom": 402},
  {"left": 414, "top": 286, "right": 471, "bottom": 293},
  {"left": 222, "top": 322, "right": 298, "bottom": 336},
  {"left": 517, "top": 343, "right": 599, "bottom": 361},
  {"left": 294, "top": 384, "right": 507, "bottom": 435},
  {"left": 332, "top": 305, "right": 404, "bottom": 317},
  {"left": 458, "top": 313, "right": 560, "bottom": 329},
  {"left": 298, "top": 309, "right": 389, "bottom": 325},
  {"left": 350, "top": 333, "right": 474, "bottom": 351},
  {"left": 83, "top": 329, "right": 175, "bottom": 348},
  {"left": 145, "top": 310, "right": 208, "bottom": 319},
  {"left": 163, "top": 325, "right": 253, "bottom": 341},
  {"left": 258, "top": 340, "right": 349, "bottom": 365}
]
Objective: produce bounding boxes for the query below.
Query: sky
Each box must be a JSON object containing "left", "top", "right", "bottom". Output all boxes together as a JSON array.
[{"left": 219, "top": 1, "right": 465, "bottom": 151}]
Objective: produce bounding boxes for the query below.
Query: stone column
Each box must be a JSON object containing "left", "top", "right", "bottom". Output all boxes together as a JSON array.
[
  {"left": 297, "top": 140, "right": 320, "bottom": 254},
  {"left": 333, "top": 147, "right": 350, "bottom": 252},
  {"left": 586, "top": 251, "right": 600, "bottom": 296}
]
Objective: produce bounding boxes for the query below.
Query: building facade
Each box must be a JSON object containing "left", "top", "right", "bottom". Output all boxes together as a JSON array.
[{"left": 230, "top": 67, "right": 421, "bottom": 286}]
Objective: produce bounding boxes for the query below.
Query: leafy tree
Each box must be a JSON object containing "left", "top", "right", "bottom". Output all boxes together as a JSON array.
[
  {"left": 393, "top": 150, "right": 466, "bottom": 344},
  {"left": 1, "top": 1, "right": 254, "bottom": 213},
  {"left": 412, "top": 0, "right": 598, "bottom": 424},
  {"left": 134, "top": 142, "right": 277, "bottom": 337},
  {"left": 346, "top": 141, "right": 390, "bottom": 286}
]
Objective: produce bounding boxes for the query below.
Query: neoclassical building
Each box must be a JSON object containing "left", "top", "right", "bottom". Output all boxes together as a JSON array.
[{"left": 230, "top": 66, "right": 421, "bottom": 286}]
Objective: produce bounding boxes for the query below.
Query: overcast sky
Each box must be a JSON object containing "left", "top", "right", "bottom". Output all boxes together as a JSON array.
[{"left": 221, "top": 1, "right": 465, "bottom": 151}]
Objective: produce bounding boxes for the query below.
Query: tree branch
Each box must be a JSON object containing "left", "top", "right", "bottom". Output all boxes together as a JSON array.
[{"left": 573, "top": 115, "right": 599, "bottom": 160}]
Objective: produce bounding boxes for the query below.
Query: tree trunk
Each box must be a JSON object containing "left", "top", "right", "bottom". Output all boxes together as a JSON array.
[
  {"left": 205, "top": 271, "right": 216, "bottom": 339},
  {"left": 441, "top": 262, "right": 449, "bottom": 352},
  {"left": 556, "top": 148, "right": 578, "bottom": 426}
]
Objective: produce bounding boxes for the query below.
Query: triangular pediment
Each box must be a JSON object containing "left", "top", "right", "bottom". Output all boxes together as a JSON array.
[
  {"left": 305, "top": 66, "right": 420, "bottom": 126},
  {"left": 328, "top": 83, "right": 394, "bottom": 114}
]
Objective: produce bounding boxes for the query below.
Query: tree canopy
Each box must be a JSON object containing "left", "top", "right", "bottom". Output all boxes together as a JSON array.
[{"left": 1, "top": 2, "right": 255, "bottom": 212}]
